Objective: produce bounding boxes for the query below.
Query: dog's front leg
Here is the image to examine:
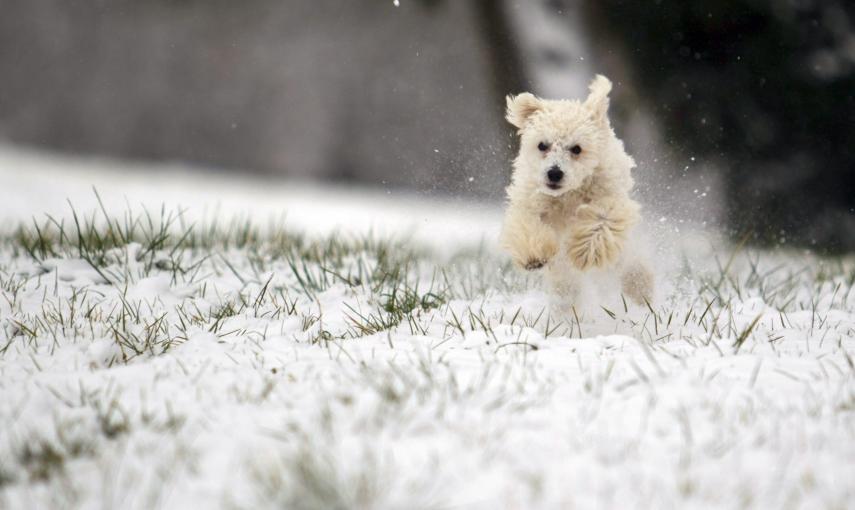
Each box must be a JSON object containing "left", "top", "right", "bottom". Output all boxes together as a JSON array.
[
  {"left": 501, "top": 205, "right": 558, "bottom": 271},
  {"left": 568, "top": 197, "right": 639, "bottom": 271}
]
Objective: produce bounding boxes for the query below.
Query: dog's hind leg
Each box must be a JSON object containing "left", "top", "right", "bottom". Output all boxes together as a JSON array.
[
  {"left": 543, "top": 257, "right": 583, "bottom": 315},
  {"left": 620, "top": 258, "right": 654, "bottom": 305}
]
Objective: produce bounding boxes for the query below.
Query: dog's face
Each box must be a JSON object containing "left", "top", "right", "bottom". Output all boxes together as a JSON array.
[{"left": 506, "top": 75, "right": 613, "bottom": 197}]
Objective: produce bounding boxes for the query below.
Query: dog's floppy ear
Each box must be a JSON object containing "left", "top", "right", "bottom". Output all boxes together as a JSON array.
[
  {"left": 584, "top": 74, "right": 612, "bottom": 126},
  {"left": 505, "top": 93, "right": 543, "bottom": 130}
]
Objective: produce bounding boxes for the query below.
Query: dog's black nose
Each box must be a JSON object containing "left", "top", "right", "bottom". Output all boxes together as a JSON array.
[{"left": 546, "top": 166, "right": 564, "bottom": 183}]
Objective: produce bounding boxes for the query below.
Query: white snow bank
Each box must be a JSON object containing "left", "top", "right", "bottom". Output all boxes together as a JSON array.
[{"left": 0, "top": 143, "right": 502, "bottom": 252}]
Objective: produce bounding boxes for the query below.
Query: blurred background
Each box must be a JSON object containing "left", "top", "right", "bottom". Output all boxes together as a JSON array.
[{"left": 0, "top": 0, "right": 853, "bottom": 250}]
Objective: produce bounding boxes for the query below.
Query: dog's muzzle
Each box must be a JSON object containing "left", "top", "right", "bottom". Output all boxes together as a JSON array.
[{"left": 546, "top": 166, "right": 564, "bottom": 190}]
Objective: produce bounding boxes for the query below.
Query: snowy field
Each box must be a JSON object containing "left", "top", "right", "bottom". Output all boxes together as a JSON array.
[{"left": 1, "top": 145, "right": 854, "bottom": 509}]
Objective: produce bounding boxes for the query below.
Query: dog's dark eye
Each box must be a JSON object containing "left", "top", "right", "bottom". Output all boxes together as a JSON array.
[
  {"left": 537, "top": 141, "right": 550, "bottom": 152},
  {"left": 570, "top": 144, "right": 582, "bottom": 155}
]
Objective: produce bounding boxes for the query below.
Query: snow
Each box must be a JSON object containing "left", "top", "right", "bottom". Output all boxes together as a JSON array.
[
  {"left": 0, "top": 144, "right": 501, "bottom": 252},
  {"left": 0, "top": 144, "right": 854, "bottom": 509}
]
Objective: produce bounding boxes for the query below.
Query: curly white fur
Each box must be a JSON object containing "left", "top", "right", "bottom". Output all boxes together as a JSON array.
[{"left": 500, "top": 75, "right": 653, "bottom": 305}]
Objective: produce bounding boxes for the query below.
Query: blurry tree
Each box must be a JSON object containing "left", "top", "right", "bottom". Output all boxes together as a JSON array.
[{"left": 586, "top": 0, "right": 855, "bottom": 251}]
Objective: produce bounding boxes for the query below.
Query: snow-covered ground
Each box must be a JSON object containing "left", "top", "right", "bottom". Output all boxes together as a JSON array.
[{"left": 1, "top": 145, "right": 853, "bottom": 509}]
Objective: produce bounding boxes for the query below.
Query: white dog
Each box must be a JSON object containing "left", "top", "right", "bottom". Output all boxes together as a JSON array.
[{"left": 501, "top": 75, "right": 653, "bottom": 304}]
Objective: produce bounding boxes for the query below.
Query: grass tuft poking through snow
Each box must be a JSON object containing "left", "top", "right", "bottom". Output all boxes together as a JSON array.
[{"left": 1, "top": 201, "right": 854, "bottom": 509}]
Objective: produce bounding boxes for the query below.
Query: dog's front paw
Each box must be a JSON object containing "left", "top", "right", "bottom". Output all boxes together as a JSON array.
[
  {"left": 568, "top": 235, "right": 619, "bottom": 271},
  {"left": 508, "top": 234, "right": 558, "bottom": 271},
  {"left": 524, "top": 234, "right": 558, "bottom": 270},
  {"left": 568, "top": 209, "right": 623, "bottom": 270},
  {"left": 524, "top": 258, "right": 547, "bottom": 271}
]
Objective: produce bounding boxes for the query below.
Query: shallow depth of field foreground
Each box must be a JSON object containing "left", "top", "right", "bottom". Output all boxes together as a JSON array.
[{"left": 0, "top": 155, "right": 854, "bottom": 510}]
